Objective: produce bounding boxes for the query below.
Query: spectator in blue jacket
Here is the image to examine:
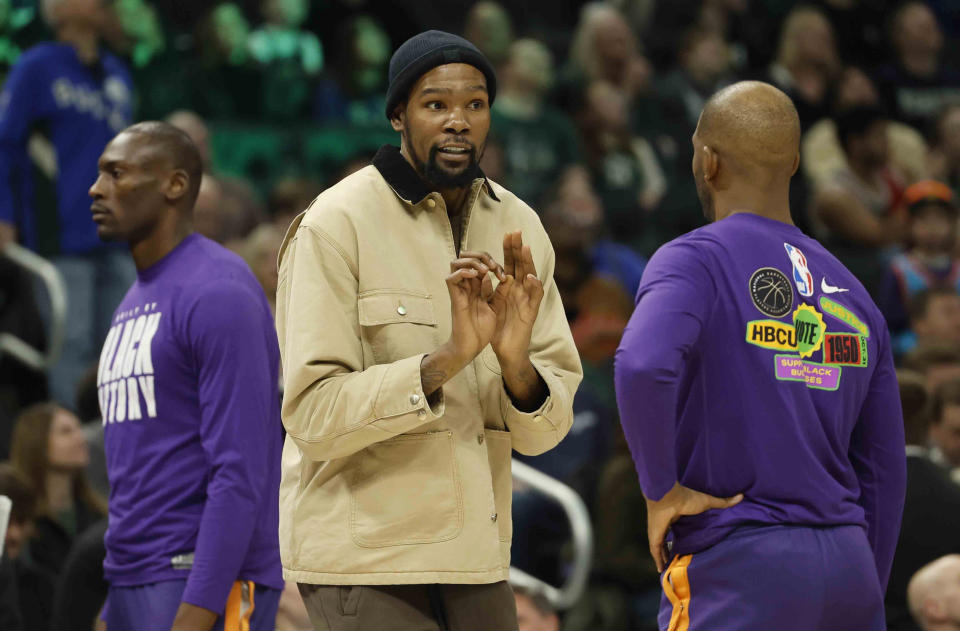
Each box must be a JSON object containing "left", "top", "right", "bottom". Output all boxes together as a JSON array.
[{"left": 0, "top": 0, "right": 135, "bottom": 409}]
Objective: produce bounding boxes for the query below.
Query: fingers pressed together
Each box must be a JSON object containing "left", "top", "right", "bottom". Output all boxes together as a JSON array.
[
  {"left": 502, "top": 230, "right": 538, "bottom": 282},
  {"left": 447, "top": 231, "right": 541, "bottom": 298}
]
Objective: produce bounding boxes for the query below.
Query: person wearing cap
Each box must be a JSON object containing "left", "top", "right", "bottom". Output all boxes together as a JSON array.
[
  {"left": 274, "top": 30, "right": 581, "bottom": 630},
  {"left": 879, "top": 180, "right": 960, "bottom": 356}
]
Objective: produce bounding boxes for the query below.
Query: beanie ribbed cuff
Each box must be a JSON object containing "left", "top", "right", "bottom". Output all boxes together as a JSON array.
[{"left": 385, "top": 30, "right": 497, "bottom": 119}]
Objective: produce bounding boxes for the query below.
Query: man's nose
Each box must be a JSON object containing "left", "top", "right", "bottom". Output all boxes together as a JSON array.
[
  {"left": 444, "top": 108, "right": 471, "bottom": 135},
  {"left": 89, "top": 174, "right": 106, "bottom": 199}
]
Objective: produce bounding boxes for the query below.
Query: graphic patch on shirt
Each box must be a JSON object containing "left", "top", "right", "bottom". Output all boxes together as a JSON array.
[
  {"left": 749, "top": 267, "right": 793, "bottom": 318},
  {"left": 819, "top": 296, "right": 870, "bottom": 338},
  {"left": 170, "top": 552, "right": 194, "bottom": 570},
  {"left": 793, "top": 304, "right": 825, "bottom": 359},
  {"left": 774, "top": 355, "right": 842, "bottom": 390},
  {"left": 784, "top": 243, "right": 814, "bottom": 297},
  {"left": 823, "top": 333, "right": 868, "bottom": 366},
  {"left": 746, "top": 319, "right": 798, "bottom": 351},
  {"left": 97, "top": 304, "right": 162, "bottom": 424}
]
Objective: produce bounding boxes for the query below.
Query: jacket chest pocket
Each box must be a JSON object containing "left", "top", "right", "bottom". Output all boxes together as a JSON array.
[{"left": 358, "top": 290, "right": 439, "bottom": 365}]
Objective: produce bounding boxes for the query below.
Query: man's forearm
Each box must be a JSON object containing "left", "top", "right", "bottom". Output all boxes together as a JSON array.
[
  {"left": 171, "top": 602, "right": 217, "bottom": 631},
  {"left": 501, "top": 357, "right": 548, "bottom": 412},
  {"left": 420, "top": 342, "right": 469, "bottom": 397}
]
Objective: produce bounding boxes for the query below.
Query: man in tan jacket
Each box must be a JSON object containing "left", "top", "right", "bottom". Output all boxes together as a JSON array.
[{"left": 275, "top": 30, "right": 582, "bottom": 630}]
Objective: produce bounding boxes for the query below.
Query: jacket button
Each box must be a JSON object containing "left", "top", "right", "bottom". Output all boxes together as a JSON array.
[
  {"left": 477, "top": 433, "right": 484, "bottom": 444},
  {"left": 427, "top": 199, "right": 436, "bottom": 208},
  {"left": 410, "top": 394, "right": 421, "bottom": 405},
  {"left": 418, "top": 410, "right": 427, "bottom": 419},
  {"left": 491, "top": 513, "right": 498, "bottom": 522},
  {"left": 532, "top": 415, "right": 544, "bottom": 423},
  {"left": 397, "top": 305, "right": 407, "bottom": 316}
]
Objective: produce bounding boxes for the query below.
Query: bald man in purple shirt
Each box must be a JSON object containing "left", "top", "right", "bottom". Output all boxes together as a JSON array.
[
  {"left": 91, "top": 122, "right": 283, "bottom": 631},
  {"left": 615, "top": 82, "right": 906, "bottom": 630}
]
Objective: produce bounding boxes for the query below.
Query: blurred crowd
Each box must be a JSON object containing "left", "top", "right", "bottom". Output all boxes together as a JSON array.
[{"left": 1, "top": 0, "right": 960, "bottom": 630}]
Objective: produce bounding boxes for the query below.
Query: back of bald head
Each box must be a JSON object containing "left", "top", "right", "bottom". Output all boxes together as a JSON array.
[
  {"left": 697, "top": 81, "right": 801, "bottom": 181},
  {"left": 120, "top": 121, "right": 204, "bottom": 209},
  {"left": 908, "top": 554, "right": 960, "bottom": 629}
]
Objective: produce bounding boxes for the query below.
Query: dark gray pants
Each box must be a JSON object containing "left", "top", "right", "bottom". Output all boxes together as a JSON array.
[{"left": 297, "top": 581, "right": 519, "bottom": 631}]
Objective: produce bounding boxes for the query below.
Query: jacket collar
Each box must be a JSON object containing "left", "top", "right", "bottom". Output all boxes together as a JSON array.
[{"left": 372, "top": 144, "right": 500, "bottom": 206}]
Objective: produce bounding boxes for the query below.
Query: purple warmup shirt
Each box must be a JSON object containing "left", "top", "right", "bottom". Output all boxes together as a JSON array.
[
  {"left": 98, "top": 234, "right": 284, "bottom": 614},
  {"left": 615, "top": 213, "right": 906, "bottom": 589}
]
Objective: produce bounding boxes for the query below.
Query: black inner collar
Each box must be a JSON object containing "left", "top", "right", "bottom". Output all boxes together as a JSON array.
[{"left": 372, "top": 145, "right": 500, "bottom": 205}]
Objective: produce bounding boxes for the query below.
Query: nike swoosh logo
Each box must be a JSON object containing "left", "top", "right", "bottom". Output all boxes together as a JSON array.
[{"left": 821, "top": 278, "right": 849, "bottom": 294}]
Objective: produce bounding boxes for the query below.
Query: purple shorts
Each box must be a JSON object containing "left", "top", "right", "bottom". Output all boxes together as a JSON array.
[
  {"left": 104, "top": 579, "right": 281, "bottom": 631},
  {"left": 659, "top": 524, "right": 884, "bottom": 631}
]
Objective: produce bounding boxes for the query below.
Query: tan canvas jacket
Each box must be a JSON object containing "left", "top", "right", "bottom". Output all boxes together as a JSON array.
[{"left": 275, "top": 146, "right": 583, "bottom": 586}]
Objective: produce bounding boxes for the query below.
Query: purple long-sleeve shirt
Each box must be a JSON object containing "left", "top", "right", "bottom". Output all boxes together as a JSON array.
[
  {"left": 615, "top": 213, "right": 906, "bottom": 589},
  {"left": 98, "top": 234, "right": 283, "bottom": 613}
]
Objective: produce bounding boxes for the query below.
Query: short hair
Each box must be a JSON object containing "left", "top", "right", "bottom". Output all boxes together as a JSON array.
[
  {"left": 0, "top": 462, "right": 37, "bottom": 525},
  {"left": 899, "top": 369, "right": 931, "bottom": 444},
  {"left": 835, "top": 105, "right": 887, "bottom": 152},
  {"left": 511, "top": 584, "right": 556, "bottom": 618},
  {"left": 932, "top": 377, "right": 960, "bottom": 425},
  {"left": 120, "top": 121, "right": 204, "bottom": 210},
  {"left": 909, "top": 287, "right": 960, "bottom": 324}
]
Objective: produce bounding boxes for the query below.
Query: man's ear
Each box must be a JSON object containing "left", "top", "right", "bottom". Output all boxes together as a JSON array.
[
  {"left": 703, "top": 145, "right": 719, "bottom": 183},
  {"left": 163, "top": 169, "right": 190, "bottom": 203},
  {"left": 389, "top": 104, "right": 405, "bottom": 132},
  {"left": 791, "top": 152, "right": 800, "bottom": 176}
]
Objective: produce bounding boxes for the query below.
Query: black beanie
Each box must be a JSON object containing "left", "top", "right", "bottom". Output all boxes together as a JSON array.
[{"left": 385, "top": 30, "right": 497, "bottom": 120}]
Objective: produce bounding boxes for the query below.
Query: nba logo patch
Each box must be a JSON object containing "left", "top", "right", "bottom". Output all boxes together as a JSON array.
[{"left": 784, "top": 243, "right": 814, "bottom": 297}]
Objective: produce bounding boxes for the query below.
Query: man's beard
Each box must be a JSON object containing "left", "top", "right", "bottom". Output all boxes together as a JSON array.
[
  {"left": 405, "top": 128, "right": 482, "bottom": 189},
  {"left": 695, "top": 172, "right": 715, "bottom": 222}
]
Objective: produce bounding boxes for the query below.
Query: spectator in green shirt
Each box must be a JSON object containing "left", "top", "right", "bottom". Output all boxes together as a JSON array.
[
  {"left": 576, "top": 79, "right": 666, "bottom": 255},
  {"left": 490, "top": 38, "right": 586, "bottom": 208},
  {"left": 249, "top": 0, "right": 323, "bottom": 121},
  {"left": 313, "top": 15, "right": 389, "bottom": 126},
  {"left": 190, "top": 2, "right": 260, "bottom": 119}
]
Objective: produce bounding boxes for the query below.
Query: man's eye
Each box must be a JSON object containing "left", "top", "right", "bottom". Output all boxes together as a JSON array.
[
  {"left": 469, "top": 101, "right": 485, "bottom": 110},
  {"left": 427, "top": 102, "right": 443, "bottom": 110}
]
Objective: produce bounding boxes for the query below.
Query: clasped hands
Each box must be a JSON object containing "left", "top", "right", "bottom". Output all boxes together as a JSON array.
[
  {"left": 420, "top": 230, "right": 546, "bottom": 410},
  {"left": 444, "top": 230, "right": 543, "bottom": 372}
]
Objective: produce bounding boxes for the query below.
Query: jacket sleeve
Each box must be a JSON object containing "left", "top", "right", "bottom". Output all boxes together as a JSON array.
[
  {"left": 848, "top": 328, "right": 907, "bottom": 591},
  {"left": 0, "top": 53, "right": 45, "bottom": 226},
  {"left": 501, "top": 240, "right": 583, "bottom": 456},
  {"left": 276, "top": 222, "right": 445, "bottom": 462}
]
